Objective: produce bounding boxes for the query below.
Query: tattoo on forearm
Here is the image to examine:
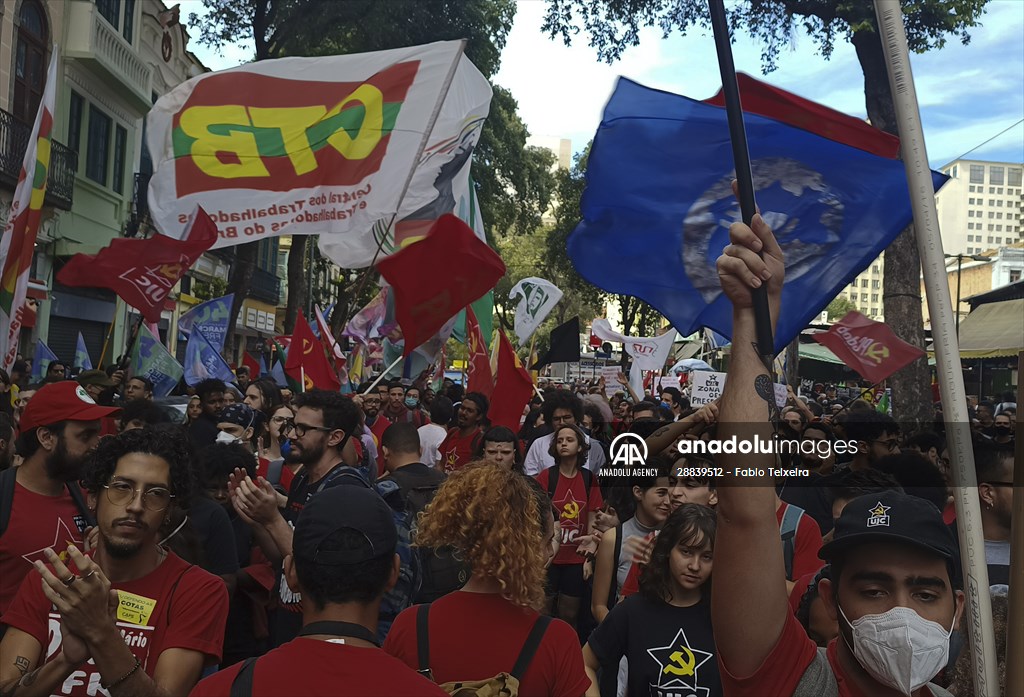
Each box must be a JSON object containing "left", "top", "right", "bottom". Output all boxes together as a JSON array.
[
  {"left": 754, "top": 374, "right": 781, "bottom": 424},
  {"left": 12, "top": 659, "right": 28, "bottom": 677},
  {"left": 652, "top": 427, "right": 669, "bottom": 438},
  {"left": 0, "top": 665, "right": 42, "bottom": 697}
]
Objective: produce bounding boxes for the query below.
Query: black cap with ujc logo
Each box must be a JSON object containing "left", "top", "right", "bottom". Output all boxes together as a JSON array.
[{"left": 819, "top": 490, "right": 957, "bottom": 563}]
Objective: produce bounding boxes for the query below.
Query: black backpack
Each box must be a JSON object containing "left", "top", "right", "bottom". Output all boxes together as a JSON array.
[
  {"left": 390, "top": 467, "right": 470, "bottom": 604},
  {"left": 545, "top": 466, "right": 594, "bottom": 501},
  {"left": 0, "top": 468, "right": 95, "bottom": 537}
]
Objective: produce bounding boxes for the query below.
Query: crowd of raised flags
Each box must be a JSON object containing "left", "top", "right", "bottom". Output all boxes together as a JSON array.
[{"left": 0, "top": 30, "right": 1015, "bottom": 697}]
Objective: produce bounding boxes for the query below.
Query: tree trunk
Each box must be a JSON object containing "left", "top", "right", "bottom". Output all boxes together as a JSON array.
[
  {"left": 285, "top": 236, "right": 308, "bottom": 334},
  {"left": 853, "top": 27, "right": 932, "bottom": 431},
  {"left": 785, "top": 337, "right": 800, "bottom": 389},
  {"left": 225, "top": 243, "right": 257, "bottom": 359}
]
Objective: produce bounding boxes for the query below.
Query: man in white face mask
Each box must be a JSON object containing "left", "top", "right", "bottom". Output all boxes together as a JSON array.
[
  {"left": 216, "top": 403, "right": 258, "bottom": 452},
  {"left": 709, "top": 199, "right": 963, "bottom": 697}
]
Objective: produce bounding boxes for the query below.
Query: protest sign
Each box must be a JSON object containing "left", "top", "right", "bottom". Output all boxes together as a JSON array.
[
  {"left": 657, "top": 375, "right": 682, "bottom": 393},
  {"left": 690, "top": 370, "right": 785, "bottom": 408},
  {"left": 601, "top": 366, "right": 621, "bottom": 397}
]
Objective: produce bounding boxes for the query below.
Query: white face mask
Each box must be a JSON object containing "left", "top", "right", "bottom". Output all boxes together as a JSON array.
[
  {"left": 839, "top": 604, "right": 953, "bottom": 695},
  {"left": 216, "top": 430, "right": 241, "bottom": 445}
]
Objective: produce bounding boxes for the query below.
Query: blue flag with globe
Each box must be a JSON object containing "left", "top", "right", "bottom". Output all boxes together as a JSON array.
[{"left": 568, "top": 78, "right": 947, "bottom": 353}]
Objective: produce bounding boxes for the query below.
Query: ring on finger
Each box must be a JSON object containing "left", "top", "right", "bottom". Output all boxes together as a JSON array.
[
  {"left": 80, "top": 569, "right": 97, "bottom": 581},
  {"left": 62, "top": 574, "right": 78, "bottom": 587}
]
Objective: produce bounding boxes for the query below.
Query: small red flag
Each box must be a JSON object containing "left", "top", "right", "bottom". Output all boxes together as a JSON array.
[
  {"left": 489, "top": 330, "right": 534, "bottom": 431},
  {"left": 285, "top": 311, "right": 341, "bottom": 391},
  {"left": 57, "top": 207, "right": 217, "bottom": 322},
  {"left": 814, "top": 311, "right": 925, "bottom": 383},
  {"left": 241, "top": 352, "right": 261, "bottom": 378},
  {"left": 377, "top": 214, "right": 505, "bottom": 356},
  {"left": 465, "top": 306, "right": 493, "bottom": 398}
]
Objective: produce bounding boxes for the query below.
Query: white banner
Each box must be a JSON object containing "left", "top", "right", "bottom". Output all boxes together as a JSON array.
[
  {"left": 510, "top": 277, "right": 563, "bottom": 346},
  {"left": 147, "top": 41, "right": 482, "bottom": 267},
  {"left": 590, "top": 319, "right": 676, "bottom": 372}
]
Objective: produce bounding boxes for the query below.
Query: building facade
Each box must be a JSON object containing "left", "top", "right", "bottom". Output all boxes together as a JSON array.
[
  {"left": 919, "top": 244, "right": 1024, "bottom": 328},
  {"left": 836, "top": 158, "right": 1024, "bottom": 322}
]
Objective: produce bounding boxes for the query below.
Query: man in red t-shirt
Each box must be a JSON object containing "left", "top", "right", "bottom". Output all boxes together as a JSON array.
[
  {"left": 0, "top": 428, "right": 229, "bottom": 697},
  {"left": 0, "top": 382, "right": 117, "bottom": 617},
  {"left": 438, "top": 392, "right": 488, "bottom": 474},
  {"left": 190, "top": 480, "right": 444, "bottom": 696},
  {"left": 711, "top": 213, "right": 962, "bottom": 697}
]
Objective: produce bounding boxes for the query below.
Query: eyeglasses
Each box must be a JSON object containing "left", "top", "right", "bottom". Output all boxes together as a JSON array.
[
  {"left": 280, "top": 420, "right": 335, "bottom": 438},
  {"left": 270, "top": 415, "right": 290, "bottom": 424},
  {"left": 104, "top": 481, "right": 175, "bottom": 512},
  {"left": 872, "top": 439, "right": 900, "bottom": 452}
]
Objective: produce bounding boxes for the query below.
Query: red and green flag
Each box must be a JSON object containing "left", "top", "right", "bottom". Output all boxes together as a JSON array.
[{"left": 1, "top": 47, "right": 59, "bottom": 372}]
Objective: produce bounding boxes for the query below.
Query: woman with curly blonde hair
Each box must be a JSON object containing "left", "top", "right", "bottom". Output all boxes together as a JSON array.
[{"left": 383, "top": 462, "right": 592, "bottom": 696}]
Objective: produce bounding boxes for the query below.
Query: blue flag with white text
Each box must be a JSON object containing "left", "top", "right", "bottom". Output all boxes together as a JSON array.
[
  {"left": 132, "top": 325, "right": 183, "bottom": 397},
  {"left": 74, "top": 332, "right": 93, "bottom": 370},
  {"left": 32, "top": 340, "right": 59, "bottom": 380},
  {"left": 184, "top": 326, "right": 235, "bottom": 386},
  {"left": 179, "top": 294, "right": 234, "bottom": 353},
  {"left": 568, "top": 78, "right": 947, "bottom": 352}
]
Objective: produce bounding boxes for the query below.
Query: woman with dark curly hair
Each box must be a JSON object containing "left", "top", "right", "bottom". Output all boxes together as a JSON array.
[
  {"left": 582, "top": 504, "right": 721, "bottom": 697},
  {"left": 383, "top": 464, "right": 592, "bottom": 696},
  {"left": 0, "top": 428, "right": 230, "bottom": 697}
]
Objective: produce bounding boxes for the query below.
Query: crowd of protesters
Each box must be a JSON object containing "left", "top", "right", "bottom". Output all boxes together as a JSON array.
[{"left": 0, "top": 212, "right": 1015, "bottom": 696}]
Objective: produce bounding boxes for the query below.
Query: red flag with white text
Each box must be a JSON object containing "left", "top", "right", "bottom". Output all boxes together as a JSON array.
[
  {"left": 57, "top": 207, "right": 217, "bottom": 322},
  {"left": 813, "top": 311, "right": 925, "bottom": 383}
]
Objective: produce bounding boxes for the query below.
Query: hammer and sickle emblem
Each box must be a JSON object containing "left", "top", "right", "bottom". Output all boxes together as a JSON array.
[
  {"left": 664, "top": 646, "right": 696, "bottom": 677},
  {"left": 302, "top": 339, "right": 314, "bottom": 355},
  {"left": 864, "top": 341, "right": 890, "bottom": 364},
  {"left": 303, "top": 373, "right": 314, "bottom": 390},
  {"left": 561, "top": 501, "right": 580, "bottom": 520}
]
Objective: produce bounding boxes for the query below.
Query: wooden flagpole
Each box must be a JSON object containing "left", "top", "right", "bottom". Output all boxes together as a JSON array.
[{"left": 874, "top": 3, "right": 997, "bottom": 693}]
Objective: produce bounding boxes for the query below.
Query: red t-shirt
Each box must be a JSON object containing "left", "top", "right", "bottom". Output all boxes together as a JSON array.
[
  {"left": 438, "top": 427, "right": 481, "bottom": 474},
  {"left": 383, "top": 592, "right": 591, "bottom": 697},
  {"left": 190, "top": 638, "right": 446, "bottom": 697},
  {"left": 778, "top": 503, "right": 825, "bottom": 581},
  {"left": 2, "top": 551, "right": 229, "bottom": 697},
  {"left": 534, "top": 468, "right": 604, "bottom": 566},
  {"left": 0, "top": 481, "right": 90, "bottom": 617}
]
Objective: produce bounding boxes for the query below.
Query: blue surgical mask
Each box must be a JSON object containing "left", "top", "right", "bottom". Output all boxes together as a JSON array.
[
  {"left": 661, "top": 401, "right": 671, "bottom": 410},
  {"left": 405, "top": 397, "right": 419, "bottom": 408}
]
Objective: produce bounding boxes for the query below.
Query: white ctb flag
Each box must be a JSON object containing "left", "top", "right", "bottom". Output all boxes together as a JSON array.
[{"left": 509, "top": 277, "right": 563, "bottom": 345}]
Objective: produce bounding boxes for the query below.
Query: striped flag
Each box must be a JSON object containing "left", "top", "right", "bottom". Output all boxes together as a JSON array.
[{"left": 0, "top": 46, "right": 59, "bottom": 372}]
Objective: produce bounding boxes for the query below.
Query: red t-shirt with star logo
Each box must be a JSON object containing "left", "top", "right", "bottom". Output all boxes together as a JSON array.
[
  {"left": 0, "top": 481, "right": 89, "bottom": 616},
  {"left": 535, "top": 467, "right": 603, "bottom": 565}
]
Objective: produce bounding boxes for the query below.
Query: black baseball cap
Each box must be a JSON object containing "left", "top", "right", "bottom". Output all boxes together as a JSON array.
[
  {"left": 819, "top": 490, "right": 956, "bottom": 562},
  {"left": 292, "top": 486, "right": 397, "bottom": 566}
]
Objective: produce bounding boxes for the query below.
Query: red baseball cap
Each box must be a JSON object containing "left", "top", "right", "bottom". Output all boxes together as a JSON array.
[{"left": 19, "top": 382, "right": 120, "bottom": 431}]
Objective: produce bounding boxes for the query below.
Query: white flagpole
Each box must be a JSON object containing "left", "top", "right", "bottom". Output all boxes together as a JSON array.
[
  {"left": 873, "top": 3, "right": 997, "bottom": 694},
  {"left": 363, "top": 355, "right": 403, "bottom": 394}
]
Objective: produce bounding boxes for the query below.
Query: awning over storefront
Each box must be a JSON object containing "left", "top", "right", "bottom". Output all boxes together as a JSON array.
[
  {"left": 957, "top": 299, "right": 1024, "bottom": 358},
  {"left": 799, "top": 342, "right": 845, "bottom": 365}
]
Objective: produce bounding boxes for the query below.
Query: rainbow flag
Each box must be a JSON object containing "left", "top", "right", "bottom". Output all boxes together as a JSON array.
[{"left": 0, "top": 46, "right": 59, "bottom": 372}]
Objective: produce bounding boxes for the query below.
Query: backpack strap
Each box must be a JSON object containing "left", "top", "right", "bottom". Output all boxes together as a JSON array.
[
  {"left": 779, "top": 504, "right": 804, "bottom": 581},
  {"left": 546, "top": 466, "right": 559, "bottom": 499},
  {"left": 581, "top": 468, "right": 593, "bottom": 497},
  {"left": 66, "top": 482, "right": 96, "bottom": 529},
  {"left": 415, "top": 604, "right": 432, "bottom": 679},
  {"left": 229, "top": 657, "right": 258, "bottom": 697},
  {"left": 510, "top": 615, "right": 553, "bottom": 679},
  {"left": 609, "top": 524, "right": 624, "bottom": 607},
  {"left": 266, "top": 458, "right": 284, "bottom": 488},
  {"left": 0, "top": 467, "right": 16, "bottom": 537}
]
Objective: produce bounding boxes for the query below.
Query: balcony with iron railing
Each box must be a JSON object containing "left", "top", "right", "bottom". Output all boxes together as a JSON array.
[
  {"left": 124, "top": 171, "right": 151, "bottom": 237},
  {"left": 65, "top": 0, "right": 152, "bottom": 112},
  {"left": 0, "top": 108, "right": 77, "bottom": 210}
]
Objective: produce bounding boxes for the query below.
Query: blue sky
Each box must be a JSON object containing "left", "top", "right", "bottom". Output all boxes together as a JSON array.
[{"left": 187, "top": 0, "right": 1023, "bottom": 168}]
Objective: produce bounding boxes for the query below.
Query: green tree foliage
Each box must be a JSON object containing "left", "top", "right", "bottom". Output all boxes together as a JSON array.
[
  {"left": 826, "top": 296, "right": 857, "bottom": 321},
  {"left": 189, "top": 0, "right": 552, "bottom": 340},
  {"left": 540, "top": 0, "right": 990, "bottom": 427}
]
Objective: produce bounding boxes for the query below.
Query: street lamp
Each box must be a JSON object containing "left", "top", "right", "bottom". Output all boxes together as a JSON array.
[{"left": 944, "top": 253, "right": 990, "bottom": 333}]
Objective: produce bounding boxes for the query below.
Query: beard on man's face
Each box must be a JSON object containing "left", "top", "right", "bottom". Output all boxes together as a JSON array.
[
  {"left": 43, "top": 436, "right": 85, "bottom": 482},
  {"left": 100, "top": 531, "right": 144, "bottom": 559},
  {"left": 284, "top": 437, "right": 324, "bottom": 466}
]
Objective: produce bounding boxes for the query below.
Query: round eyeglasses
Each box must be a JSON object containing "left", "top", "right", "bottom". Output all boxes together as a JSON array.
[{"left": 104, "top": 481, "right": 175, "bottom": 512}]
